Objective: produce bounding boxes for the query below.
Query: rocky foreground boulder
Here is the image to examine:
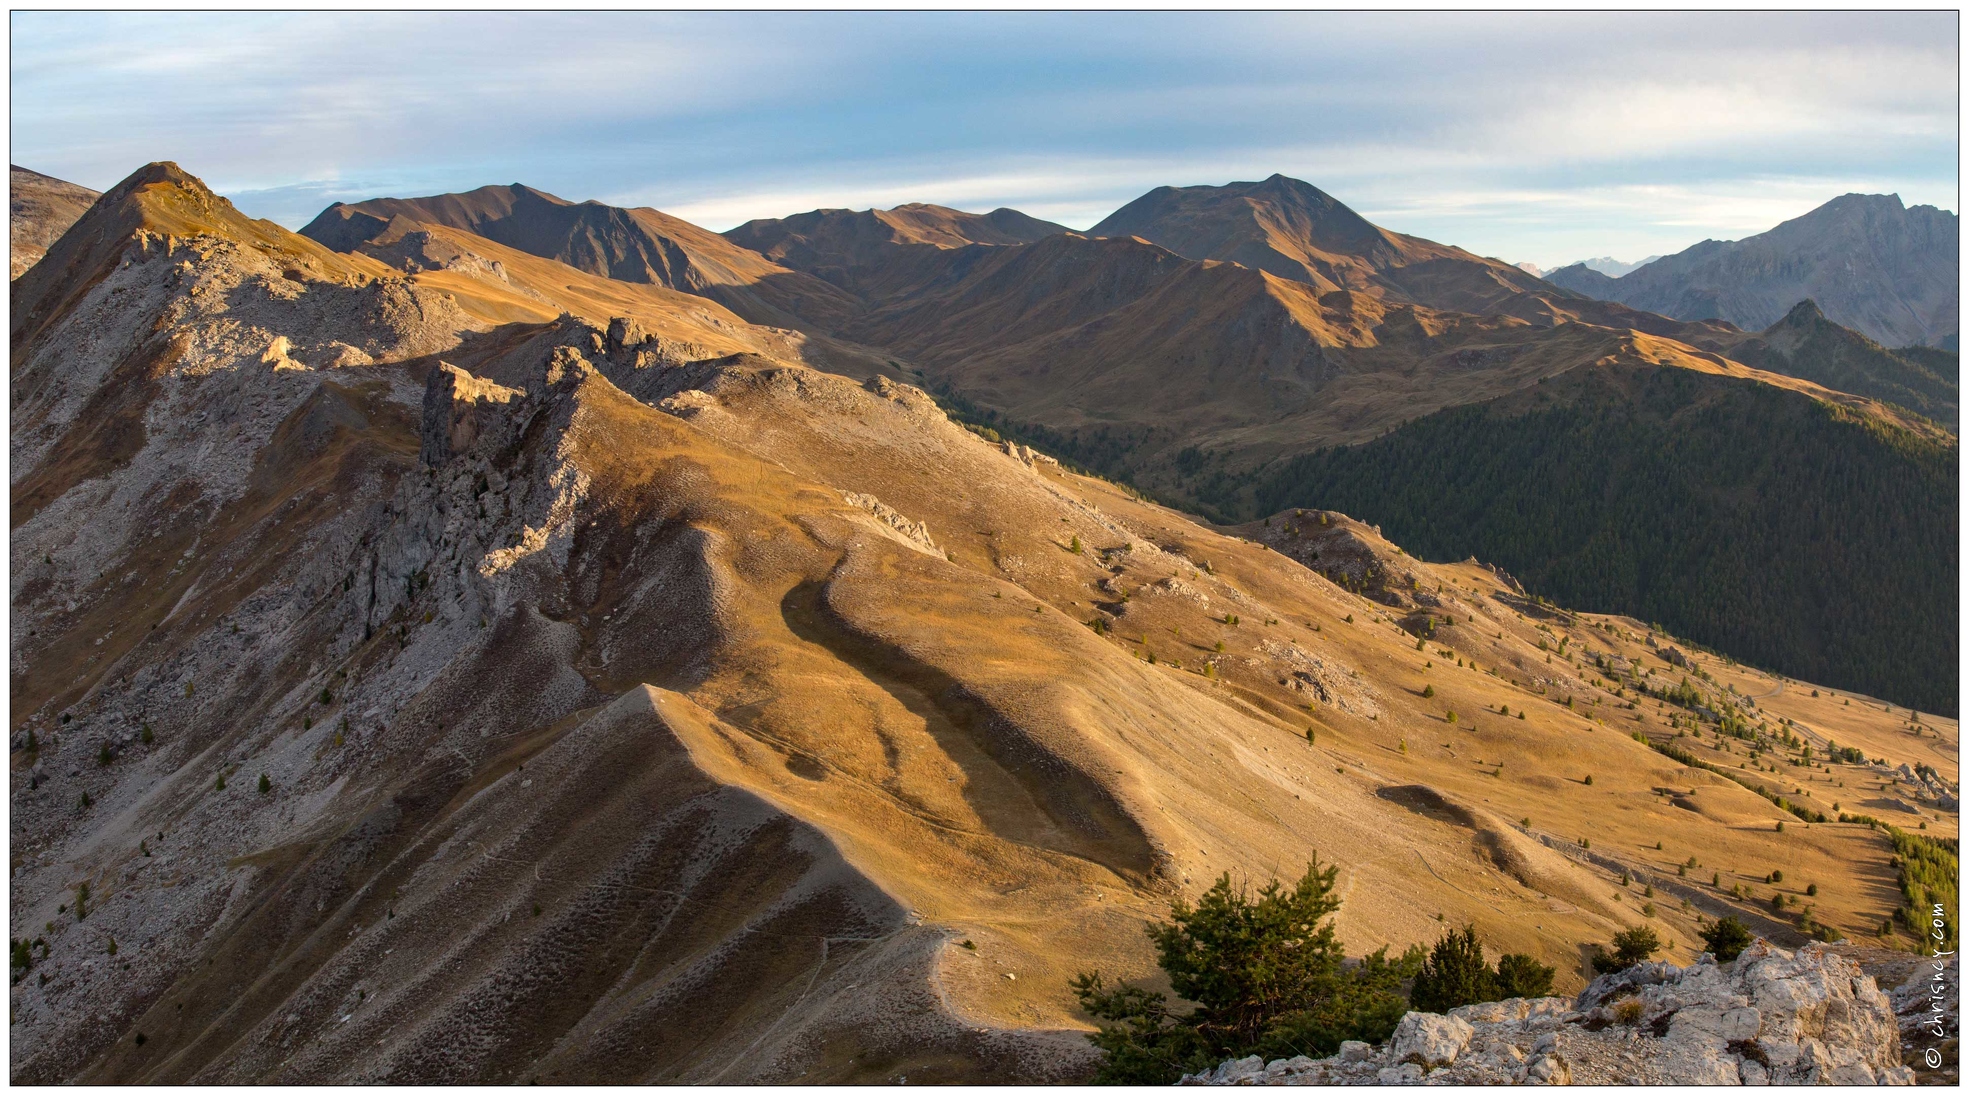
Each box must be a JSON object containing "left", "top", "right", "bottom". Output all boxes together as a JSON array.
[{"left": 1181, "top": 942, "right": 1915, "bottom": 1085}]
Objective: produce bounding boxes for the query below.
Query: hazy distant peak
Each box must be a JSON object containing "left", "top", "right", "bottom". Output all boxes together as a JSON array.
[{"left": 1543, "top": 191, "right": 1956, "bottom": 348}]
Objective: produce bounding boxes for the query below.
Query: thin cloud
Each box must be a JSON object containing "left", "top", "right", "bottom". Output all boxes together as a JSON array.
[{"left": 10, "top": 11, "right": 1955, "bottom": 264}]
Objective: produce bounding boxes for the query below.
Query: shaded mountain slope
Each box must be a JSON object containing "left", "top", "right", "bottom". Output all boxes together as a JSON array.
[
  {"left": 1713, "top": 299, "right": 1956, "bottom": 424},
  {"left": 1088, "top": 174, "right": 1558, "bottom": 314},
  {"left": 1544, "top": 193, "right": 1958, "bottom": 349},
  {"left": 1253, "top": 361, "right": 1958, "bottom": 714},
  {"left": 722, "top": 203, "right": 1067, "bottom": 304},
  {"left": 15, "top": 164, "right": 1954, "bottom": 1086},
  {"left": 301, "top": 184, "right": 862, "bottom": 331},
  {"left": 11, "top": 166, "right": 100, "bottom": 280},
  {"left": 725, "top": 202, "right": 1064, "bottom": 273}
]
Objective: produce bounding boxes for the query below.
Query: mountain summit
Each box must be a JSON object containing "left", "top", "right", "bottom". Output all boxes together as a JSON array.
[
  {"left": 726, "top": 202, "right": 1065, "bottom": 266},
  {"left": 1088, "top": 174, "right": 1553, "bottom": 313}
]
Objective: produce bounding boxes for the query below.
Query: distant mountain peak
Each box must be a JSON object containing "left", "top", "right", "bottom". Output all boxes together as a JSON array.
[
  {"left": 1087, "top": 175, "right": 1547, "bottom": 312},
  {"left": 1543, "top": 192, "right": 1956, "bottom": 348}
]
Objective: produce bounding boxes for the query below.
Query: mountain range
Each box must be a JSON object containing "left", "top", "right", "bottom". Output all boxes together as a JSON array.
[
  {"left": 1517, "top": 256, "right": 1663, "bottom": 280},
  {"left": 1544, "top": 194, "right": 1958, "bottom": 350},
  {"left": 148, "top": 172, "right": 1969, "bottom": 710},
  {"left": 9, "top": 161, "right": 1958, "bottom": 1083}
]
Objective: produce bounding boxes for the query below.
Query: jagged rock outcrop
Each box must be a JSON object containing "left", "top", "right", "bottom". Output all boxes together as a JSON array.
[
  {"left": 1181, "top": 943, "right": 1914, "bottom": 1085},
  {"left": 420, "top": 361, "right": 524, "bottom": 465}
]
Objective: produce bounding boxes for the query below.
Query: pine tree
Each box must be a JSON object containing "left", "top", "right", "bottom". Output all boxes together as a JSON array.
[{"left": 1409, "top": 925, "right": 1497, "bottom": 1012}]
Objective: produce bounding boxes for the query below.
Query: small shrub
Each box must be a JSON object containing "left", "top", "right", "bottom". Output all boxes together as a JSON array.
[
  {"left": 1590, "top": 926, "right": 1661, "bottom": 974},
  {"left": 139, "top": 723, "right": 153, "bottom": 745},
  {"left": 1495, "top": 952, "right": 1556, "bottom": 999},
  {"left": 1700, "top": 916, "right": 1754, "bottom": 961},
  {"left": 1583, "top": 774, "right": 1594, "bottom": 786},
  {"left": 1422, "top": 685, "right": 1435, "bottom": 698},
  {"left": 258, "top": 773, "right": 271, "bottom": 795},
  {"left": 1613, "top": 999, "right": 1645, "bottom": 1025},
  {"left": 1805, "top": 883, "right": 1817, "bottom": 897}
]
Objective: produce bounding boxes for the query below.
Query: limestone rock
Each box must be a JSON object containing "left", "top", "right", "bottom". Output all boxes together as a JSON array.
[
  {"left": 1182, "top": 943, "right": 1914, "bottom": 1086},
  {"left": 421, "top": 361, "right": 524, "bottom": 466},
  {"left": 1391, "top": 1011, "right": 1473, "bottom": 1068}
]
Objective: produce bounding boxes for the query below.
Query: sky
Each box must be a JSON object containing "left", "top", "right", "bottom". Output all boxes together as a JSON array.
[{"left": 10, "top": 11, "right": 1959, "bottom": 270}]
